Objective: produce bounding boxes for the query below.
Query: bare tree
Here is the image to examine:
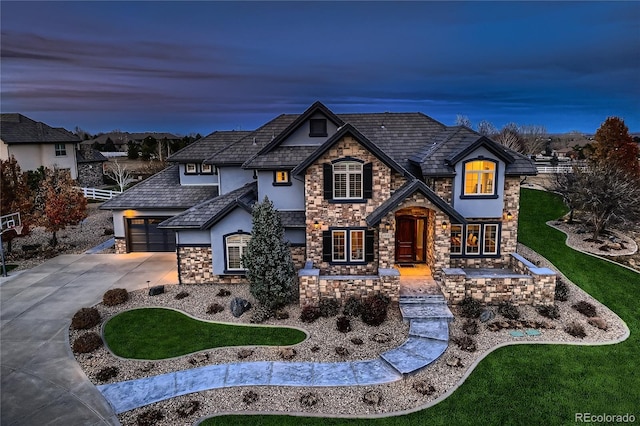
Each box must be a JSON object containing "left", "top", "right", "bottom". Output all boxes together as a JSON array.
[
  {"left": 455, "top": 115, "right": 472, "bottom": 128},
  {"left": 494, "top": 127, "right": 523, "bottom": 152},
  {"left": 105, "top": 160, "right": 135, "bottom": 192},
  {"left": 519, "top": 124, "right": 548, "bottom": 156},
  {"left": 477, "top": 120, "right": 497, "bottom": 136}
]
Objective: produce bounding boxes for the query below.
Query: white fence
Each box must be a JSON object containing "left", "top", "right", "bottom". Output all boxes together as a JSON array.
[
  {"left": 99, "top": 152, "right": 128, "bottom": 158},
  {"left": 536, "top": 165, "right": 588, "bottom": 174},
  {"left": 77, "top": 187, "right": 122, "bottom": 200}
]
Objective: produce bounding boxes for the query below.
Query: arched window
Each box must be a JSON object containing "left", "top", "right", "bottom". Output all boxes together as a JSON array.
[
  {"left": 464, "top": 160, "right": 496, "bottom": 196},
  {"left": 225, "top": 233, "right": 250, "bottom": 271}
]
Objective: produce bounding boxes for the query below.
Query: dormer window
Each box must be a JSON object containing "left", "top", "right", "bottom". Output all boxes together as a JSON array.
[
  {"left": 309, "top": 119, "right": 327, "bottom": 137},
  {"left": 185, "top": 163, "right": 197, "bottom": 174},
  {"left": 201, "top": 164, "right": 214, "bottom": 174},
  {"left": 463, "top": 159, "right": 496, "bottom": 196}
]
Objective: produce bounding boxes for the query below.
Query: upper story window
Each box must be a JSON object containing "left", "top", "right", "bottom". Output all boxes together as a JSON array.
[
  {"left": 273, "top": 170, "right": 291, "bottom": 186},
  {"left": 309, "top": 119, "right": 327, "bottom": 137},
  {"left": 200, "top": 164, "right": 214, "bottom": 174},
  {"left": 185, "top": 163, "right": 197, "bottom": 174},
  {"left": 55, "top": 143, "right": 66, "bottom": 156},
  {"left": 333, "top": 162, "right": 363, "bottom": 199},
  {"left": 225, "top": 233, "right": 250, "bottom": 271},
  {"left": 463, "top": 160, "right": 496, "bottom": 196},
  {"left": 184, "top": 163, "right": 215, "bottom": 175}
]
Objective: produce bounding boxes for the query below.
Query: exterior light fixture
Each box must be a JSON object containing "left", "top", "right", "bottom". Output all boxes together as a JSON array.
[
  {"left": 506, "top": 211, "right": 513, "bottom": 220},
  {"left": 313, "top": 220, "right": 320, "bottom": 230},
  {"left": 442, "top": 221, "right": 448, "bottom": 230}
]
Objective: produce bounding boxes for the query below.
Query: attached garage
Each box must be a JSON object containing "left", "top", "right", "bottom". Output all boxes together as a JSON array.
[{"left": 127, "top": 218, "right": 176, "bottom": 252}]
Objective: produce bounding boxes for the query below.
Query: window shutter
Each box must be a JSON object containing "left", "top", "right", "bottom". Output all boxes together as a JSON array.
[
  {"left": 365, "top": 229, "right": 375, "bottom": 262},
  {"left": 323, "top": 163, "right": 333, "bottom": 199},
  {"left": 322, "top": 231, "right": 332, "bottom": 262},
  {"left": 363, "top": 163, "right": 373, "bottom": 199}
]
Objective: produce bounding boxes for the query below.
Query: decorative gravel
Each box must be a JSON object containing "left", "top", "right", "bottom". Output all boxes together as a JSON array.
[{"left": 69, "top": 253, "right": 628, "bottom": 426}]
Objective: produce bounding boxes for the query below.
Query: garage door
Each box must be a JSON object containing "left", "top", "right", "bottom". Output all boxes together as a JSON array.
[{"left": 127, "top": 218, "right": 176, "bottom": 252}]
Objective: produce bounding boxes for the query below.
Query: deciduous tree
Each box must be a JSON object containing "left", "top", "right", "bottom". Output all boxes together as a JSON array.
[
  {"left": 0, "top": 156, "right": 33, "bottom": 251},
  {"left": 104, "top": 160, "right": 135, "bottom": 192},
  {"left": 42, "top": 168, "right": 87, "bottom": 247},
  {"left": 592, "top": 117, "right": 640, "bottom": 177},
  {"left": 242, "top": 196, "right": 296, "bottom": 310}
]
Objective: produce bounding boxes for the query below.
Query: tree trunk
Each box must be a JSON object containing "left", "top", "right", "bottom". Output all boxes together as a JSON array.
[{"left": 51, "top": 231, "right": 58, "bottom": 247}]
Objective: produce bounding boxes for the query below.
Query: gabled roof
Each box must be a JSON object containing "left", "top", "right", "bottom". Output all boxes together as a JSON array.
[
  {"left": 77, "top": 149, "right": 108, "bottom": 163},
  {"left": 252, "top": 101, "right": 344, "bottom": 157},
  {"left": 168, "top": 131, "right": 251, "bottom": 163},
  {"left": 291, "top": 123, "right": 410, "bottom": 177},
  {"left": 0, "top": 113, "right": 80, "bottom": 144},
  {"left": 100, "top": 165, "right": 218, "bottom": 210},
  {"left": 446, "top": 134, "right": 515, "bottom": 165},
  {"left": 366, "top": 179, "right": 467, "bottom": 226},
  {"left": 158, "top": 182, "right": 257, "bottom": 230}
]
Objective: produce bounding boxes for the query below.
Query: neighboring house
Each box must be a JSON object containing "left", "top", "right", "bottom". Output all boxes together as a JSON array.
[
  {"left": 76, "top": 147, "right": 108, "bottom": 187},
  {"left": 102, "top": 102, "right": 556, "bottom": 306},
  {"left": 0, "top": 113, "right": 80, "bottom": 179}
]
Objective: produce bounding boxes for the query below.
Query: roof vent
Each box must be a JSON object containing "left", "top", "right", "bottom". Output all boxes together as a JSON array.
[
  {"left": 252, "top": 137, "right": 256, "bottom": 146},
  {"left": 380, "top": 124, "right": 385, "bottom": 130}
]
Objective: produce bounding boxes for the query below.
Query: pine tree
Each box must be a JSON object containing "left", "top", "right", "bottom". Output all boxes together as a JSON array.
[{"left": 242, "top": 196, "right": 296, "bottom": 310}]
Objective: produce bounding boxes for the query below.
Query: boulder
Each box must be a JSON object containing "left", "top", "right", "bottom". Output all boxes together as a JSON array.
[
  {"left": 280, "top": 348, "right": 297, "bottom": 360},
  {"left": 363, "top": 390, "right": 382, "bottom": 406},
  {"left": 479, "top": 309, "right": 495, "bottom": 323},
  {"left": 446, "top": 356, "right": 463, "bottom": 368},
  {"left": 148, "top": 285, "right": 164, "bottom": 296},
  {"left": 230, "top": 297, "right": 251, "bottom": 317},
  {"left": 588, "top": 317, "right": 608, "bottom": 330}
]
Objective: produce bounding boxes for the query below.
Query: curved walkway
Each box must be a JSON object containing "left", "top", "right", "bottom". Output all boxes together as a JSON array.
[{"left": 98, "top": 296, "right": 452, "bottom": 414}]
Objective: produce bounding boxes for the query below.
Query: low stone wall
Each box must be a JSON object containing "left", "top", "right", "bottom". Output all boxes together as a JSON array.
[
  {"left": 298, "top": 263, "right": 399, "bottom": 306},
  {"left": 442, "top": 253, "right": 556, "bottom": 306}
]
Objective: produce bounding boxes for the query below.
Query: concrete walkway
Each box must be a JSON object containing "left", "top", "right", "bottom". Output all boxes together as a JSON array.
[
  {"left": 0, "top": 253, "right": 178, "bottom": 426},
  {"left": 98, "top": 293, "right": 453, "bottom": 414}
]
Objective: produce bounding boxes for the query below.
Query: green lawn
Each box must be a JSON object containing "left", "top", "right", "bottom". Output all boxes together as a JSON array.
[
  {"left": 103, "top": 308, "right": 306, "bottom": 359},
  {"left": 203, "top": 189, "right": 639, "bottom": 426}
]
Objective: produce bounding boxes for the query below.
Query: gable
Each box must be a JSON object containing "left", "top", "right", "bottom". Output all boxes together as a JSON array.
[{"left": 280, "top": 111, "right": 341, "bottom": 147}]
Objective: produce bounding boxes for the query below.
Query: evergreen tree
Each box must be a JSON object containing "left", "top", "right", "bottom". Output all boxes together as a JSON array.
[{"left": 242, "top": 196, "right": 296, "bottom": 310}]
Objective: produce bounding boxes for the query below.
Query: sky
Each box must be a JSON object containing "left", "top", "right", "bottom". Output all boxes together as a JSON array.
[{"left": 1, "top": 1, "right": 639, "bottom": 136}]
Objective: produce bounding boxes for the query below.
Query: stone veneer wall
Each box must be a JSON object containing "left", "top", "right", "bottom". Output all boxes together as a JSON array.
[
  {"left": 304, "top": 135, "right": 406, "bottom": 275},
  {"left": 77, "top": 162, "right": 105, "bottom": 187},
  {"left": 433, "top": 178, "right": 453, "bottom": 204},
  {"left": 290, "top": 246, "right": 306, "bottom": 270},
  {"left": 114, "top": 237, "right": 127, "bottom": 254},
  {"left": 177, "top": 245, "right": 248, "bottom": 285}
]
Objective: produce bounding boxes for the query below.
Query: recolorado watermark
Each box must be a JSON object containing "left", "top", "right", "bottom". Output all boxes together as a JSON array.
[{"left": 575, "top": 413, "right": 636, "bottom": 423}]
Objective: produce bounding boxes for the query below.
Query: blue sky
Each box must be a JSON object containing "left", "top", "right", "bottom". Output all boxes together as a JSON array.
[{"left": 1, "top": 1, "right": 638, "bottom": 136}]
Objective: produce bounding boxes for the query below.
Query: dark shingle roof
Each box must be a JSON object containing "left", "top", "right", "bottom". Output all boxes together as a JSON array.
[
  {"left": 279, "top": 210, "right": 306, "bottom": 228},
  {"left": 243, "top": 146, "right": 318, "bottom": 169},
  {"left": 100, "top": 165, "right": 218, "bottom": 210},
  {"left": 168, "top": 131, "right": 251, "bottom": 162},
  {"left": 366, "top": 179, "right": 466, "bottom": 226},
  {"left": 77, "top": 149, "right": 108, "bottom": 163},
  {"left": 158, "top": 182, "right": 257, "bottom": 229},
  {"left": 0, "top": 113, "right": 80, "bottom": 144}
]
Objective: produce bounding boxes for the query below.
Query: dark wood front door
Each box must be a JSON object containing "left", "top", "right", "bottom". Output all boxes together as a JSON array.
[{"left": 396, "top": 216, "right": 416, "bottom": 263}]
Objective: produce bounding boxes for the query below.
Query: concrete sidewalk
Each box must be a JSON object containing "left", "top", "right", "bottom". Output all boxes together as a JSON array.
[{"left": 0, "top": 253, "right": 177, "bottom": 426}]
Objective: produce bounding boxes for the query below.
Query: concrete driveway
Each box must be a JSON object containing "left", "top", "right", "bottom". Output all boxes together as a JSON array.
[{"left": 0, "top": 253, "right": 178, "bottom": 426}]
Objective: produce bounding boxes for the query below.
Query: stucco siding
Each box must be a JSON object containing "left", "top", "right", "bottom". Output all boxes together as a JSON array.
[
  {"left": 219, "top": 167, "right": 254, "bottom": 195},
  {"left": 453, "top": 146, "right": 505, "bottom": 218},
  {"left": 257, "top": 171, "right": 305, "bottom": 210}
]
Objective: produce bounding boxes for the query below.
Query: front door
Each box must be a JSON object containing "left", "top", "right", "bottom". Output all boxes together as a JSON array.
[{"left": 396, "top": 216, "right": 416, "bottom": 263}]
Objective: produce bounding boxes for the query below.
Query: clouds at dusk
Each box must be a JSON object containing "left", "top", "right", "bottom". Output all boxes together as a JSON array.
[{"left": 1, "top": 1, "right": 638, "bottom": 134}]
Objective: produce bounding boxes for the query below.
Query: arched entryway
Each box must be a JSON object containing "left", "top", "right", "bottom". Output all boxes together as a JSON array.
[{"left": 395, "top": 207, "right": 434, "bottom": 266}]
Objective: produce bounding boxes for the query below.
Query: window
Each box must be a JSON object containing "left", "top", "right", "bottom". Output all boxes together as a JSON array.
[
  {"left": 332, "top": 230, "right": 347, "bottom": 262},
  {"left": 483, "top": 224, "right": 498, "bottom": 255},
  {"left": 464, "top": 160, "right": 496, "bottom": 195},
  {"left": 201, "top": 164, "right": 214, "bottom": 174},
  {"left": 273, "top": 170, "right": 290, "bottom": 185},
  {"left": 465, "top": 224, "right": 481, "bottom": 255},
  {"left": 450, "top": 225, "right": 463, "bottom": 254},
  {"left": 309, "top": 119, "right": 327, "bottom": 137},
  {"left": 55, "top": 143, "right": 66, "bottom": 156},
  {"left": 333, "top": 162, "right": 363, "bottom": 199},
  {"left": 185, "top": 163, "right": 197, "bottom": 174},
  {"left": 324, "top": 228, "right": 374, "bottom": 263},
  {"left": 225, "top": 234, "right": 250, "bottom": 271}
]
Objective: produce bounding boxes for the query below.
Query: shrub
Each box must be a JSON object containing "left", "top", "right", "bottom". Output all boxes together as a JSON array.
[
  {"left": 71, "top": 307, "right": 101, "bottom": 330},
  {"left": 361, "top": 294, "right": 390, "bottom": 326},
  {"left": 216, "top": 288, "right": 231, "bottom": 297},
  {"left": 300, "top": 305, "right": 321, "bottom": 323},
  {"left": 103, "top": 228, "right": 114, "bottom": 236},
  {"left": 459, "top": 297, "right": 483, "bottom": 319},
  {"left": 243, "top": 391, "right": 259, "bottom": 404},
  {"left": 175, "top": 291, "right": 189, "bottom": 300},
  {"left": 565, "top": 321, "right": 587, "bottom": 338},
  {"left": 554, "top": 279, "right": 570, "bottom": 301},
  {"left": 275, "top": 310, "right": 289, "bottom": 320},
  {"left": 536, "top": 304, "right": 560, "bottom": 319},
  {"left": 136, "top": 409, "right": 164, "bottom": 426},
  {"left": 462, "top": 319, "right": 478, "bottom": 335},
  {"left": 497, "top": 301, "right": 521, "bottom": 320},
  {"left": 250, "top": 305, "right": 273, "bottom": 323},
  {"left": 300, "top": 393, "right": 319, "bottom": 407},
  {"left": 103, "top": 288, "right": 129, "bottom": 306},
  {"left": 452, "top": 336, "right": 477, "bottom": 352},
  {"left": 73, "top": 332, "right": 103, "bottom": 353},
  {"left": 176, "top": 400, "right": 200, "bottom": 418},
  {"left": 96, "top": 366, "right": 119, "bottom": 382},
  {"left": 319, "top": 298, "right": 340, "bottom": 317},
  {"left": 413, "top": 381, "right": 436, "bottom": 396},
  {"left": 572, "top": 300, "right": 597, "bottom": 317},
  {"left": 336, "top": 316, "right": 352, "bottom": 333},
  {"left": 206, "top": 303, "right": 224, "bottom": 314},
  {"left": 342, "top": 296, "right": 364, "bottom": 317}
]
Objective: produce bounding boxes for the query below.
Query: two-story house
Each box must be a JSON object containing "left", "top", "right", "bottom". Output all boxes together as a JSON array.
[{"left": 101, "top": 102, "right": 556, "bottom": 306}]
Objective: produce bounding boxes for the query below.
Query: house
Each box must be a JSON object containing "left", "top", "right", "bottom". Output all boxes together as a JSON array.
[
  {"left": 0, "top": 113, "right": 81, "bottom": 179},
  {"left": 101, "top": 102, "right": 556, "bottom": 306}
]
